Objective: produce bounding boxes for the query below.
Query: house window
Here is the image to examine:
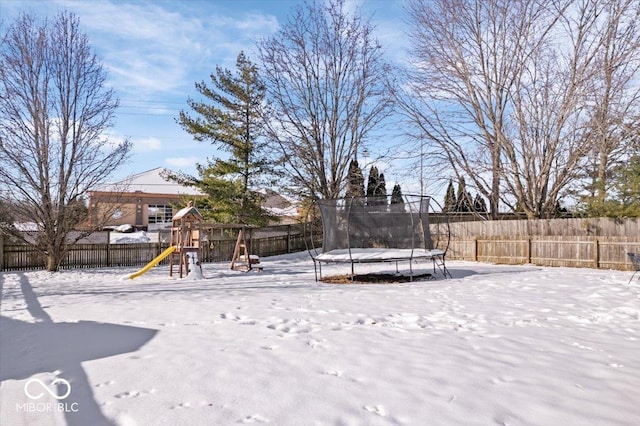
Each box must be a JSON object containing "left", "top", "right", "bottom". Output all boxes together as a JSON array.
[{"left": 148, "top": 205, "right": 173, "bottom": 226}]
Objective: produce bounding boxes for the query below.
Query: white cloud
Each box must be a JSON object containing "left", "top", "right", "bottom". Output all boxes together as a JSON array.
[
  {"left": 164, "top": 156, "right": 199, "bottom": 167},
  {"left": 51, "top": 0, "right": 281, "bottom": 98},
  {"left": 133, "top": 137, "right": 162, "bottom": 153}
]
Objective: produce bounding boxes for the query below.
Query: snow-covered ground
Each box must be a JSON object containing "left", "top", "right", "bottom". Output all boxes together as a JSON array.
[
  {"left": 109, "top": 231, "right": 152, "bottom": 244},
  {"left": 1, "top": 253, "right": 639, "bottom": 426}
]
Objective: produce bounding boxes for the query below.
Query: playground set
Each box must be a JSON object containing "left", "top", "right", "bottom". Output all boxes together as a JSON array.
[
  {"left": 125, "top": 194, "right": 451, "bottom": 283},
  {"left": 126, "top": 202, "right": 259, "bottom": 280}
]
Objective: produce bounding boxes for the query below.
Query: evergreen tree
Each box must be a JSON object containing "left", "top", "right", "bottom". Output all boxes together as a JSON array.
[
  {"left": 366, "top": 167, "right": 387, "bottom": 207},
  {"left": 376, "top": 173, "right": 387, "bottom": 197},
  {"left": 366, "top": 166, "right": 379, "bottom": 206},
  {"left": 580, "top": 154, "right": 640, "bottom": 217},
  {"left": 345, "top": 159, "right": 365, "bottom": 199},
  {"left": 614, "top": 154, "right": 640, "bottom": 215},
  {"left": 174, "top": 52, "right": 273, "bottom": 225},
  {"left": 444, "top": 179, "right": 456, "bottom": 212},
  {"left": 390, "top": 184, "right": 405, "bottom": 212},
  {"left": 455, "top": 177, "right": 473, "bottom": 212},
  {"left": 473, "top": 193, "right": 488, "bottom": 213},
  {"left": 366, "top": 166, "right": 379, "bottom": 197}
]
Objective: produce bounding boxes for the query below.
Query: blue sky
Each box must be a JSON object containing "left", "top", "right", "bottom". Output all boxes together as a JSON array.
[{"left": 1, "top": 0, "right": 415, "bottom": 189}]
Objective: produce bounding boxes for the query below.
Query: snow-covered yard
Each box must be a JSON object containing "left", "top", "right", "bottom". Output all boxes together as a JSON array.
[{"left": 1, "top": 253, "right": 639, "bottom": 426}]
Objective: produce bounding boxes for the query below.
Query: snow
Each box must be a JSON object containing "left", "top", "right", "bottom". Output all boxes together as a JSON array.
[
  {"left": 110, "top": 231, "right": 151, "bottom": 244},
  {"left": 265, "top": 204, "right": 299, "bottom": 218},
  {"left": 13, "top": 223, "right": 40, "bottom": 232},
  {"left": 1, "top": 253, "right": 639, "bottom": 426}
]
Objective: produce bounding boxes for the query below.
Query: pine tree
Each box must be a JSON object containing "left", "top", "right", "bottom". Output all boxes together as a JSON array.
[
  {"left": 581, "top": 154, "right": 640, "bottom": 217},
  {"left": 444, "top": 179, "right": 456, "bottom": 212},
  {"left": 366, "top": 166, "right": 379, "bottom": 197},
  {"left": 366, "top": 166, "right": 380, "bottom": 206},
  {"left": 174, "top": 52, "right": 273, "bottom": 225},
  {"left": 456, "top": 178, "right": 472, "bottom": 212},
  {"left": 473, "top": 193, "right": 488, "bottom": 213},
  {"left": 345, "top": 159, "right": 365, "bottom": 199},
  {"left": 390, "top": 183, "right": 404, "bottom": 212},
  {"left": 366, "top": 167, "right": 388, "bottom": 207},
  {"left": 376, "top": 173, "right": 387, "bottom": 197}
]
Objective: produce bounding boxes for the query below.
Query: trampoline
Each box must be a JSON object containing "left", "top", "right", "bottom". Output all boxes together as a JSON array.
[{"left": 306, "top": 195, "right": 451, "bottom": 281}]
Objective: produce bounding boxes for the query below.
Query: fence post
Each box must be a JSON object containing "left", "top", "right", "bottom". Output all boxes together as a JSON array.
[
  {"left": 0, "top": 233, "right": 4, "bottom": 271},
  {"left": 106, "top": 230, "right": 111, "bottom": 267},
  {"left": 527, "top": 238, "right": 531, "bottom": 264},
  {"left": 473, "top": 237, "right": 478, "bottom": 261},
  {"left": 287, "top": 225, "right": 292, "bottom": 254},
  {"left": 594, "top": 239, "right": 600, "bottom": 269}
]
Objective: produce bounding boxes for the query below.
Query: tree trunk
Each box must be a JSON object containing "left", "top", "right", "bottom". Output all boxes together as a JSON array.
[{"left": 46, "top": 251, "right": 61, "bottom": 272}]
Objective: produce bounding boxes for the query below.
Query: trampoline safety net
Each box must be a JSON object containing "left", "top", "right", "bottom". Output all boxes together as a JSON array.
[{"left": 315, "top": 195, "right": 445, "bottom": 253}]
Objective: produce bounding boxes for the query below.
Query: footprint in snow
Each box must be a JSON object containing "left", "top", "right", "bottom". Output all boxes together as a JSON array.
[
  {"left": 171, "top": 402, "right": 192, "bottom": 409},
  {"left": 115, "top": 389, "right": 156, "bottom": 399},
  {"left": 307, "top": 338, "right": 328, "bottom": 349},
  {"left": 364, "top": 405, "right": 388, "bottom": 417},
  {"left": 240, "top": 414, "right": 270, "bottom": 423},
  {"left": 490, "top": 376, "right": 515, "bottom": 385},
  {"left": 130, "top": 354, "right": 154, "bottom": 360},
  {"left": 325, "top": 370, "right": 343, "bottom": 377},
  {"left": 220, "top": 313, "right": 255, "bottom": 323}
]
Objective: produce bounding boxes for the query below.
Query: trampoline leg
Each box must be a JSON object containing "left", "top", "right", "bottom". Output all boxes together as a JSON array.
[
  {"left": 433, "top": 255, "right": 452, "bottom": 279},
  {"left": 442, "top": 255, "right": 452, "bottom": 279}
]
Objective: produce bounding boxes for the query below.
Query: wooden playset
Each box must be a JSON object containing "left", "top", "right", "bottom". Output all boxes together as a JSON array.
[{"left": 169, "top": 202, "right": 203, "bottom": 278}]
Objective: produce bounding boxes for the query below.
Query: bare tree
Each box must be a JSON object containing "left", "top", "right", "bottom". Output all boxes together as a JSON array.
[
  {"left": 404, "top": 0, "right": 640, "bottom": 219},
  {"left": 580, "top": 0, "right": 640, "bottom": 213},
  {"left": 0, "top": 12, "right": 130, "bottom": 271},
  {"left": 501, "top": 0, "right": 611, "bottom": 218},
  {"left": 257, "top": 0, "right": 393, "bottom": 200},
  {"left": 401, "top": 0, "right": 569, "bottom": 218}
]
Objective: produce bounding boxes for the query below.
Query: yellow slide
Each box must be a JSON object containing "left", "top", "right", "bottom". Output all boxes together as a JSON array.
[{"left": 128, "top": 246, "right": 177, "bottom": 280}]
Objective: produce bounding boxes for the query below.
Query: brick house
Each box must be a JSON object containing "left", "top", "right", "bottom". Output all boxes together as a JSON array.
[
  {"left": 88, "top": 168, "right": 203, "bottom": 230},
  {"left": 88, "top": 168, "right": 300, "bottom": 230}
]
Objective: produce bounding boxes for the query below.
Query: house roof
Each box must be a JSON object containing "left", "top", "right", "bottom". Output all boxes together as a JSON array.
[
  {"left": 97, "top": 167, "right": 203, "bottom": 196},
  {"left": 173, "top": 205, "right": 203, "bottom": 221},
  {"left": 256, "top": 188, "right": 299, "bottom": 217}
]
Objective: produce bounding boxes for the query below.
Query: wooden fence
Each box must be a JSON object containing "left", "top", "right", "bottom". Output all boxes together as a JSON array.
[
  {"left": 447, "top": 236, "right": 640, "bottom": 270},
  {"left": 2, "top": 218, "right": 639, "bottom": 272},
  {"left": 0, "top": 224, "right": 313, "bottom": 272},
  {"left": 444, "top": 217, "right": 640, "bottom": 271},
  {"left": 447, "top": 216, "right": 639, "bottom": 238}
]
